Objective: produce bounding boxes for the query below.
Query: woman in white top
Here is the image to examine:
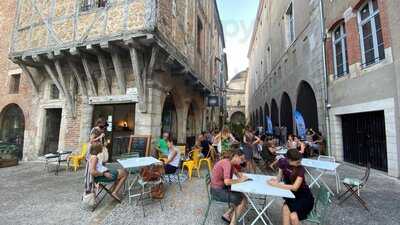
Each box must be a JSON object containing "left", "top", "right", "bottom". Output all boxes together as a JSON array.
[{"left": 164, "top": 138, "right": 181, "bottom": 174}]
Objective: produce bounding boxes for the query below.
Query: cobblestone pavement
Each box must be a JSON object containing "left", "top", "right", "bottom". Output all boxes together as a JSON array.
[{"left": 1, "top": 161, "right": 399, "bottom": 225}]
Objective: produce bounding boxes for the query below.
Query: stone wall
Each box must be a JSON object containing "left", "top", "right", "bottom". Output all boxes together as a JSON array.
[{"left": 247, "top": 0, "right": 326, "bottom": 134}]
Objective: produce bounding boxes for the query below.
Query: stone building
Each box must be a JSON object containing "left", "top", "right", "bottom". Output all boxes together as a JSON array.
[
  {"left": 2, "top": 0, "right": 226, "bottom": 160},
  {"left": 226, "top": 70, "right": 247, "bottom": 126},
  {"left": 246, "top": 0, "right": 327, "bottom": 137},
  {"left": 324, "top": 0, "right": 400, "bottom": 177}
]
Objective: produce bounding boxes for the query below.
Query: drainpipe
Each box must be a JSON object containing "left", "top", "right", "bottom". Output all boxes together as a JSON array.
[{"left": 319, "top": 0, "right": 332, "bottom": 156}]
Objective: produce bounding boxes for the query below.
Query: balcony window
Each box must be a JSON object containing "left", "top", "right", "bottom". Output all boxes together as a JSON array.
[
  {"left": 81, "top": 0, "right": 107, "bottom": 12},
  {"left": 358, "top": 0, "right": 385, "bottom": 67}
]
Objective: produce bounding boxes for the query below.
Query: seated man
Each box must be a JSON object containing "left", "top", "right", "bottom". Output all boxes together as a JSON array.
[
  {"left": 156, "top": 132, "right": 170, "bottom": 158},
  {"left": 89, "top": 143, "right": 128, "bottom": 201},
  {"left": 211, "top": 150, "right": 248, "bottom": 225}
]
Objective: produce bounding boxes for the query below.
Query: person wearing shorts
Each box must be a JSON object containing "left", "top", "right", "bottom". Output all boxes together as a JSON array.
[
  {"left": 211, "top": 150, "right": 248, "bottom": 225},
  {"left": 89, "top": 143, "right": 128, "bottom": 201}
]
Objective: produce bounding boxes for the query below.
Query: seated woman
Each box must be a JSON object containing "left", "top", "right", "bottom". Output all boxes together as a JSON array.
[
  {"left": 265, "top": 139, "right": 280, "bottom": 171},
  {"left": 163, "top": 137, "right": 181, "bottom": 174},
  {"left": 211, "top": 150, "right": 248, "bottom": 225},
  {"left": 268, "top": 149, "right": 314, "bottom": 225},
  {"left": 89, "top": 143, "right": 128, "bottom": 201}
]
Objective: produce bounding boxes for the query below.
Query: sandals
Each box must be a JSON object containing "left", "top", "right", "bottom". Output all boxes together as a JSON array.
[{"left": 221, "top": 215, "right": 231, "bottom": 224}]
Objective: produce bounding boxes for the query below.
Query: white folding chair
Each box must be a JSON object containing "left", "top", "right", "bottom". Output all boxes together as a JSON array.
[{"left": 317, "top": 155, "right": 340, "bottom": 193}]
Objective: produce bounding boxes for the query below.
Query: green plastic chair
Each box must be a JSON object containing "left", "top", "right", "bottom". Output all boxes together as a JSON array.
[
  {"left": 202, "top": 173, "right": 230, "bottom": 225},
  {"left": 306, "top": 185, "right": 332, "bottom": 225}
]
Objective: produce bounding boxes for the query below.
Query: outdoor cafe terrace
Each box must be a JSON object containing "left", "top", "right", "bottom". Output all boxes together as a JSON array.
[{"left": 0, "top": 158, "right": 399, "bottom": 225}]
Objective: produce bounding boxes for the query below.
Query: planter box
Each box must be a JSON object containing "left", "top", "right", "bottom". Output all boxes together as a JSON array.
[{"left": 0, "top": 159, "right": 18, "bottom": 168}]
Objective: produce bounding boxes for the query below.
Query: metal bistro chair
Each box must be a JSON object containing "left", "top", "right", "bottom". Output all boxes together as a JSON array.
[
  {"left": 202, "top": 173, "right": 231, "bottom": 225},
  {"left": 137, "top": 164, "right": 164, "bottom": 217},
  {"left": 317, "top": 155, "right": 341, "bottom": 193},
  {"left": 163, "top": 159, "right": 183, "bottom": 191},
  {"left": 306, "top": 185, "right": 333, "bottom": 224},
  {"left": 337, "top": 162, "right": 371, "bottom": 211}
]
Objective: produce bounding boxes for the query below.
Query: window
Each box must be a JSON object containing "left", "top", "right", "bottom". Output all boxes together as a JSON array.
[
  {"left": 50, "top": 84, "right": 60, "bottom": 100},
  {"left": 358, "top": 0, "right": 385, "bottom": 67},
  {"left": 332, "top": 23, "right": 349, "bottom": 77},
  {"left": 81, "top": 0, "right": 107, "bottom": 11},
  {"left": 9, "top": 74, "right": 21, "bottom": 94},
  {"left": 197, "top": 17, "right": 204, "bottom": 54},
  {"left": 267, "top": 45, "right": 272, "bottom": 73},
  {"left": 285, "top": 3, "right": 295, "bottom": 46}
]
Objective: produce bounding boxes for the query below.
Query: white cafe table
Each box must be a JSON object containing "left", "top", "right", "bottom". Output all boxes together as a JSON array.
[
  {"left": 117, "top": 157, "right": 162, "bottom": 202},
  {"left": 301, "top": 158, "right": 340, "bottom": 195},
  {"left": 232, "top": 173, "right": 295, "bottom": 225},
  {"left": 275, "top": 147, "right": 288, "bottom": 155},
  {"left": 117, "top": 157, "right": 161, "bottom": 169}
]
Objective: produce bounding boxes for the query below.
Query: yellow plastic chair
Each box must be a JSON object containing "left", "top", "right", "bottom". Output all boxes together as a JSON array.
[
  {"left": 181, "top": 147, "right": 201, "bottom": 180},
  {"left": 69, "top": 143, "right": 88, "bottom": 172},
  {"left": 199, "top": 146, "right": 213, "bottom": 174},
  {"left": 176, "top": 145, "right": 187, "bottom": 157}
]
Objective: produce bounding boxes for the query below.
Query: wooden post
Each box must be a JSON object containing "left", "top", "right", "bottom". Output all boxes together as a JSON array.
[
  {"left": 81, "top": 54, "right": 98, "bottom": 96},
  {"left": 67, "top": 59, "right": 88, "bottom": 98},
  {"left": 97, "top": 53, "right": 111, "bottom": 95},
  {"left": 129, "top": 46, "right": 146, "bottom": 112},
  {"left": 19, "top": 64, "right": 39, "bottom": 94},
  {"left": 110, "top": 50, "right": 126, "bottom": 95}
]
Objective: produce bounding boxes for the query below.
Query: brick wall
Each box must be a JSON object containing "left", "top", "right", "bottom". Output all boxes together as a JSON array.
[{"left": 325, "top": 0, "right": 392, "bottom": 76}]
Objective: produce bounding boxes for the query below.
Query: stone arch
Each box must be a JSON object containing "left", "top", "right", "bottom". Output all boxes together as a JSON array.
[
  {"left": 259, "top": 106, "right": 264, "bottom": 127},
  {"left": 271, "top": 99, "right": 279, "bottom": 127},
  {"left": 230, "top": 111, "right": 245, "bottom": 125},
  {"left": 0, "top": 103, "right": 25, "bottom": 160},
  {"left": 296, "top": 81, "right": 319, "bottom": 131},
  {"left": 161, "top": 94, "right": 178, "bottom": 141},
  {"left": 280, "top": 92, "right": 294, "bottom": 134},
  {"left": 255, "top": 108, "right": 259, "bottom": 127}
]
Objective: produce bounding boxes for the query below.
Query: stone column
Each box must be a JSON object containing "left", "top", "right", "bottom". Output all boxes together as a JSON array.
[{"left": 176, "top": 99, "right": 190, "bottom": 144}]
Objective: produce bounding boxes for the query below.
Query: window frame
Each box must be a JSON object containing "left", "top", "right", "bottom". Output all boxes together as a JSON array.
[
  {"left": 9, "top": 73, "right": 21, "bottom": 94},
  {"left": 357, "top": 0, "right": 385, "bottom": 67},
  {"left": 285, "top": 2, "right": 295, "bottom": 47},
  {"left": 332, "top": 23, "right": 349, "bottom": 78}
]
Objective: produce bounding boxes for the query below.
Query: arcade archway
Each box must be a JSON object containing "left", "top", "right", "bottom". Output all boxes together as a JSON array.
[
  {"left": 296, "top": 81, "right": 319, "bottom": 131},
  {"left": 0, "top": 104, "right": 25, "bottom": 159},
  {"left": 280, "top": 92, "right": 294, "bottom": 134}
]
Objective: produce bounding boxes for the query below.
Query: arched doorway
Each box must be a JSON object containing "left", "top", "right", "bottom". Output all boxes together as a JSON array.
[
  {"left": 259, "top": 106, "right": 264, "bottom": 128},
  {"left": 230, "top": 111, "right": 245, "bottom": 125},
  {"left": 255, "top": 108, "right": 259, "bottom": 127},
  {"left": 296, "top": 81, "right": 319, "bottom": 131},
  {"left": 252, "top": 112, "right": 256, "bottom": 129},
  {"left": 161, "top": 95, "right": 178, "bottom": 141},
  {"left": 280, "top": 92, "right": 294, "bottom": 134},
  {"left": 271, "top": 99, "right": 279, "bottom": 128},
  {"left": 0, "top": 104, "right": 25, "bottom": 159}
]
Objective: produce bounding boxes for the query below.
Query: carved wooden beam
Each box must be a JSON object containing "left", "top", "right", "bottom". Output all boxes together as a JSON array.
[
  {"left": 81, "top": 54, "right": 98, "bottom": 96},
  {"left": 110, "top": 50, "right": 126, "bottom": 95},
  {"left": 96, "top": 52, "right": 112, "bottom": 95},
  {"left": 67, "top": 59, "right": 88, "bottom": 98},
  {"left": 54, "top": 59, "right": 75, "bottom": 117},
  {"left": 129, "top": 46, "right": 146, "bottom": 112},
  {"left": 147, "top": 46, "right": 159, "bottom": 79},
  {"left": 19, "top": 64, "right": 39, "bottom": 94}
]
